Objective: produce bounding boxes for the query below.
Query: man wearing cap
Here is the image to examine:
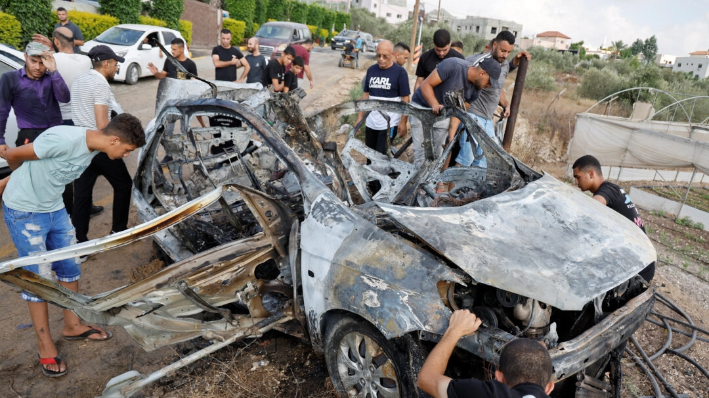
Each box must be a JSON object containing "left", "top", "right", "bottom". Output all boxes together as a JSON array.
[
  {"left": 460, "top": 31, "right": 531, "bottom": 168},
  {"left": 409, "top": 57, "right": 499, "bottom": 169},
  {"left": 55, "top": 7, "right": 84, "bottom": 53},
  {"left": 70, "top": 45, "right": 133, "bottom": 248},
  {"left": 0, "top": 43, "right": 69, "bottom": 159}
]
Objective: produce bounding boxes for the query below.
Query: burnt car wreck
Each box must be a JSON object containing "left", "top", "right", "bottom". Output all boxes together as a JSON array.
[{"left": 0, "top": 75, "right": 656, "bottom": 398}]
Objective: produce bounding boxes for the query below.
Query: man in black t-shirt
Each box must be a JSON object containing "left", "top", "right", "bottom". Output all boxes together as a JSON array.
[
  {"left": 212, "top": 29, "right": 250, "bottom": 82},
  {"left": 418, "top": 310, "right": 555, "bottom": 398},
  {"left": 572, "top": 155, "right": 655, "bottom": 282},
  {"left": 263, "top": 46, "right": 295, "bottom": 92},
  {"left": 414, "top": 29, "right": 464, "bottom": 92},
  {"left": 148, "top": 38, "right": 197, "bottom": 79},
  {"left": 283, "top": 56, "right": 304, "bottom": 93}
]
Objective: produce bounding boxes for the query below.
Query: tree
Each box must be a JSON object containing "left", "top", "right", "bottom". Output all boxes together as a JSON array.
[
  {"left": 99, "top": 0, "right": 141, "bottom": 24},
  {"left": 254, "top": 0, "right": 268, "bottom": 25},
  {"left": 620, "top": 48, "right": 633, "bottom": 59},
  {"left": 643, "top": 35, "right": 658, "bottom": 63},
  {"left": 151, "top": 0, "right": 183, "bottom": 30},
  {"left": 4, "top": 0, "right": 53, "bottom": 45},
  {"left": 611, "top": 40, "right": 626, "bottom": 60},
  {"left": 224, "top": 0, "right": 255, "bottom": 35},
  {"left": 631, "top": 39, "right": 644, "bottom": 55},
  {"left": 266, "top": 0, "right": 286, "bottom": 21}
]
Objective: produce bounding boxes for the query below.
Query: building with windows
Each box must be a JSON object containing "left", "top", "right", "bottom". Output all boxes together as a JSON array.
[
  {"left": 450, "top": 16, "right": 522, "bottom": 41},
  {"left": 673, "top": 51, "right": 709, "bottom": 79},
  {"left": 518, "top": 31, "right": 571, "bottom": 51},
  {"left": 655, "top": 54, "right": 676, "bottom": 68},
  {"left": 351, "top": 0, "right": 408, "bottom": 24}
]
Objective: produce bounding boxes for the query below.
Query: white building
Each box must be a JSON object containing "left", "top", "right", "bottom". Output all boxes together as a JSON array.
[
  {"left": 673, "top": 51, "right": 709, "bottom": 79},
  {"left": 450, "top": 16, "right": 522, "bottom": 41},
  {"left": 655, "top": 54, "right": 676, "bottom": 67},
  {"left": 351, "top": 0, "right": 408, "bottom": 25},
  {"left": 518, "top": 31, "right": 571, "bottom": 51}
]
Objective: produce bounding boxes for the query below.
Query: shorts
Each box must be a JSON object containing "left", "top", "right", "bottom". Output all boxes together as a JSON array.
[{"left": 3, "top": 203, "right": 81, "bottom": 302}]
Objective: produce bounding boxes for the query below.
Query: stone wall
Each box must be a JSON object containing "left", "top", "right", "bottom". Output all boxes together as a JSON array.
[{"left": 181, "top": 0, "right": 221, "bottom": 49}]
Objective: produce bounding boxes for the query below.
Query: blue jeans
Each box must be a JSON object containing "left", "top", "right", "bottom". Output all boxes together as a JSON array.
[
  {"left": 3, "top": 203, "right": 81, "bottom": 302},
  {"left": 456, "top": 113, "right": 495, "bottom": 168}
]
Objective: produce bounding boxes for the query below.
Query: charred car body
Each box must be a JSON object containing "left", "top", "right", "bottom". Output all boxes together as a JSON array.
[{"left": 0, "top": 73, "right": 655, "bottom": 398}]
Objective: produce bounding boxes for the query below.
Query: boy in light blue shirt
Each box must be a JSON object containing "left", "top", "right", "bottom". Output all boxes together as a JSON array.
[{"left": 0, "top": 113, "right": 145, "bottom": 377}]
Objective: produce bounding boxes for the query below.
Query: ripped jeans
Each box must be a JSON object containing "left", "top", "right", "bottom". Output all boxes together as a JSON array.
[{"left": 3, "top": 203, "right": 81, "bottom": 302}]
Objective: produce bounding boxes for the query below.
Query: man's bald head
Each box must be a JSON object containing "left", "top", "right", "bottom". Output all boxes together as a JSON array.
[
  {"left": 375, "top": 40, "right": 395, "bottom": 68},
  {"left": 53, "top": 27, "right": 74, "bottom": 52},
  {"left": 378, "top": 40, "right": 393, "bottom": 53}
]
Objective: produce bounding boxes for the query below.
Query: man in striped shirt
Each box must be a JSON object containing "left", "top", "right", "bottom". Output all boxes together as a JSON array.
[{"left": 70, "top": 45, "right": 133, "bottom": 246}]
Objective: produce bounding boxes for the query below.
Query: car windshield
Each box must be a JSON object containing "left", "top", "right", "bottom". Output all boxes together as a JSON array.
[
  {"left": 94, "top": 27, "right": 144, "bottom": 46},
  {"left": 255, "top": 26, "right": 290, "bottom": 40},
  {"left": 338, "top": 31, "right": 358, "bottom": 38}
]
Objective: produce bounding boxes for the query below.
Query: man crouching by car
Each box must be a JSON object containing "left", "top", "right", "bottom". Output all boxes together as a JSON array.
[{"left": 418, "top": 309, "right": 555, "bottom": 398}]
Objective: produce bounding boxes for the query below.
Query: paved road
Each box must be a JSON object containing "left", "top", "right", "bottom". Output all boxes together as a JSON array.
[{"left": 0, "top": 46, "right": 372, "bottom": 261}]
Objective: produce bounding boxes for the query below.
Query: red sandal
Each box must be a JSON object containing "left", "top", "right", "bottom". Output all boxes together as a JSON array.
[{"left": 39, "top": 355, "right": 67, "bottom": 377}]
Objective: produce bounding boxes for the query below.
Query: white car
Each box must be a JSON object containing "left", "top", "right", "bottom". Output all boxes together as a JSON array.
[
  {"left": 0, "top": 45, "right": 22, "bottom": 174},
  {"left": 81, "top": 24, "right": 188, "bottom": 85}
]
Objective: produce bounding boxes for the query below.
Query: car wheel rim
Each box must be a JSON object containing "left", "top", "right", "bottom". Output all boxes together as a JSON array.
[
  {"left": 336, "top": 331, "right": 399, "bottom": 398},
  {"left": 130, "top": 67, "right": 138, "bottom": 82}
]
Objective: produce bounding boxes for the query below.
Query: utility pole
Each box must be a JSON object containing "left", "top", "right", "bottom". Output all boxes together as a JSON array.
[
  {"left": 437, "top": 0, "right": 441, "bottom": 22},
  {"left": 408, "top": 0, "right": 421, "bottom": 69}
]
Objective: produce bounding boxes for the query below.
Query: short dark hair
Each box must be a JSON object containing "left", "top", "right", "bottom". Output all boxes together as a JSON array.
[
  {"left": 53, "top": 28, "right": 74, "bottom": 48},
  {"left": 104, "top": 113, "right": 146, "bottom": 147},
  {"left": 283, "top": 46, "right": 296, "bottom": 58},
  {"left": 220, "top": 29, "right": 232, "bottom": 35},
  {"left": 451, "top": 41, "right": 464, "bottom": 50},
  {"left": 572, "top": 155, "right": 602, "bottom": 175},
  {"left": 499, "top": 338, "right": 553, "bottom": 388},
  {"left": 57, "top": 7, "right": 67, "bottom": 12},
  {"left": 171, "top": 37, "right": 185, "bottom": 48},
  {"left": 433, "top": 29, "right": 451, "bottom": 48},
  {"left": 292, "top": 55, "right": 304, "bottom": 68},
  {"left": 303, "top": 38, "right": 313, "bottom": 45},
  {"left": 494, "top": 31, "right": 516, "bottom": 46},
  {"left": 394, "top": 42, "right": 410, "bottom": 53}
]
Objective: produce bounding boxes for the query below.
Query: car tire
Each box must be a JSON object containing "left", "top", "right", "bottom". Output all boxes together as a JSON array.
[
  {"left": 362, "top": 45, "right": 367, "bottom": 53},
  {"left": 338, "top": 58, "right": 344, "bottom": 67},
  {"left": 324, "top": 315, "right": 412, "bottom": 398},
  {"left": 351, "top": 60, "right": 356, "bottom": 69},
  {"left": 125, "top": 63, "right": 140, "bottom": 85}
]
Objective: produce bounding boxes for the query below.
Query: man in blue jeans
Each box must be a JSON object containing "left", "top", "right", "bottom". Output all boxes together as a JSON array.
[
  {"left": 0, "top": 113, "right": 145, "bottom": 377},
  {"left": 355, "top": 33, "right": 363, "bottom": 68}
]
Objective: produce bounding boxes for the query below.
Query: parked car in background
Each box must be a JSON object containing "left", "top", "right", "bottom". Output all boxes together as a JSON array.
[
  {"left": 331, "top": 30, "right": 374, "bottom": 52},
  {"left": 81, "top": 24, "right": 188, "bottom": 85},
  {"left": 0, "top": 46, "right": 22, "bottom": 175},
  {"left": 254, "top": 21, "right": 312, "bottom": 60},
  {"left": 373, "top": 38, "right": 383, "bottom": 50}
]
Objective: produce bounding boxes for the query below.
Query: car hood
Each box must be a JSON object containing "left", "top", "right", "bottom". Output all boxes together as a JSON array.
[
  {"left": 81, "top": 41, "right": 130, "bottom": 54},
  {"left": 375, "top": 174, "right": 656, "bottom": 311}
]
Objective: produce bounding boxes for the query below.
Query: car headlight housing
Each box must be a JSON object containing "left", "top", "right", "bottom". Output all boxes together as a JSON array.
[
  {"left": 115, "top": 50, "right": 128, "bottom": 58},
  {"left": 276, "top": 44, "right": 287, "bottom": 52}
]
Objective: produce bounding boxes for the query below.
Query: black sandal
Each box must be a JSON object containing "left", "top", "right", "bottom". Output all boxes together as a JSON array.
[{"left": 39, "top": 355, "right": 67, "bottom": 377}]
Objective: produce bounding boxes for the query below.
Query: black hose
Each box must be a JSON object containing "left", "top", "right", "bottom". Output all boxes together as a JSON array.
[
  {"left": 630, "top": 336, "right": 680, "bottom": 398},
  {"left": 649, "top": 311, "right": 709, "bottom": 337},
  {"left": 666, "top": 349, "right": 709, "bottom": 381},
  {"left": 656, "top": 293, "right": 697, "bottom": 353},
  {"left": 648, "top": 318, "right": 672, "bottom": 361},
  {"left": 625, "top": 347, "right": 663, "bottom": 398},
  {"left": 645, "top": 318, "right": 709, "bottom": 343}
]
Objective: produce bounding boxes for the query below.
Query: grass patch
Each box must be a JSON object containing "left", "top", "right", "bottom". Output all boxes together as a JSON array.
[{"left": 675, "top": 216, "right": 705, "bottom": 230}]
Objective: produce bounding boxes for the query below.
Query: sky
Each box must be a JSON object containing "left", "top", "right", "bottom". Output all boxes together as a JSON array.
[{"left": 407, "top": 0, "right": 709, "bottom": 56}]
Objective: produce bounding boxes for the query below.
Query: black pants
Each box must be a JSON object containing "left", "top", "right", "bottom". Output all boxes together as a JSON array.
[
  {"left": 364, "top": 126, "right": 398, "bottom": 156},
  {"left": 15, "top": 128, "right": 47, "bottom": 147},
  {"left": 72, "top": 152, "right": 132, "bottom": 243}
]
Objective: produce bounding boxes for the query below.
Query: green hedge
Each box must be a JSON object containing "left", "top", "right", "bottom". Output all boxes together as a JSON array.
[
  {"left": 307, "top": 25, "right": 318, "bottom": 38},
  {"left": 137, "top": 15, "right": 167, "bottom": 27},
  {"left": 306, "top": 4, "right": 323, "bottom": 27},
  {"left": 266, "top": 0, "right": 286, "bottom": 21},
  {"left": 0, "top": 12, "right": 22, "bottom": 48},
  {"left": 4, "top": 0, "right": 52, "bottom": 46},
  {"left": 321, "top": 9, "right": 335, "bottom": 33},
  {"left": 50, "top": 10, "right": 119, "bottom": 42},
  {"left": 289, "top": 1, "right": 307, "bottom": 23},
  {"left": 335, "top": 12, "right": 350, "bottom": 32},
  {"left": 150, "top": 0, "right": 183, "bottom": 31},
  {"left": 179, "top": 20, "right": 193, "bottom": 45},
  {"left": 222, "top": 19, "right": 246, "bottom": 46},
  {"left": 254, "top": 0, "right": 268, "bottom": 25},
  {"left": 100, "top": 0, "right": 141, "bottom": 24},
  {"left": 224, "top": 0, "right": 255, "bottom": 35},
  {"left": 251, "top": 23, "right": 259, "bottom": 37}
]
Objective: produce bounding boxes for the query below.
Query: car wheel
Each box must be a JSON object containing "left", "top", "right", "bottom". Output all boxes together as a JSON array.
[
  {"left": 362, "top": 45, "right": 367, "bottom": 53},
  {"left": 351, "top": 60, "right": 356, "bottom": 69},
  {"left": 125, "top": 63, "right": 140, "bottom": 85},
  {"left": 324, "top": 316, "right": 411, "bottom": 398}
]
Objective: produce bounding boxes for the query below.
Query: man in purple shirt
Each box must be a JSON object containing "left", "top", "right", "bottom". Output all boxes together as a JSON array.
[{"left": 0, "top": 42, "right": 69, "bottom": 157}]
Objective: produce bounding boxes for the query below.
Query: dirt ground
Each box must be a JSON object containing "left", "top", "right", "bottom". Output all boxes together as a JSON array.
[{"left": 1, "top": 53, "right": 708, "bottom": 398}]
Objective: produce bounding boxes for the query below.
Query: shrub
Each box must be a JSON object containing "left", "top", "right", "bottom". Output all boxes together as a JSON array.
[
  {"left": 289, "top": 1, "right": 308, "bottom": 24},
  {"left": 306, "top": 4, "right": 323, "bottom": 27},
  {"left": 525, "top": 62, "right": 557, "bottom": 91},
  {"left": 150, "top": 0, "right": 183, "bottom": 31},
  {"left": 138, "top": 15, "right": 167, "bottom": 27},
  {"left": 318, "top": 28, "right": 328, "bottom": 39},
  {"left": 577, "top": 67, "right": 628, "bottom": 100},
  {"left": 0, "top": 12, "right": 22, "bottom": 48},
  {"left": 526, "top": 46, "right": 578, "bottom": 73},
  {"left": 224, "top": 0, "right": 255, "bottom": 34},
  {"left": 307, "top": 25, "right": 318, "bottom": 38},
  {"left": 321, "top": 9, "right": 336, "bottom": 33},
  {"left": 51, "top": 11, "right": 119, "bottom": 41},
  {"left": 335, "top": 12, "right": 350, "bottom": 32},
  {"left": 266, "top": 0, "right": 286, "bottom": 21},
  {"left": 4, "top": 0, "right": 53, "bottom": 46},
  {"left": 99, "top": 0, "right": 141, "bottom": 24},
  {"left": 179, "top": 20, "right": 192, "bottom": 45},
  {"left": 254, "top": 0, "right": 268, "bottom": 25},
  {"left": 222, "top": 19, "right": 246, "bottom": 46}
]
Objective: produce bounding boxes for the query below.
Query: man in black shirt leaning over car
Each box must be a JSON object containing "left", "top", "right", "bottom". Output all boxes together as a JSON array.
[
  {"left": 572, "top": 154, "right": 655, "bottom": 282},
  {"left": 414, "top": 29, "right": 464, "bottom": 92},
  {"left": 283, "top": 56, "right": 304, "bottom": 93},
  {"left": 263, "top": 46, "right": 296, "bottom": 92},
  {"left": 148, "top": 38, "right": 197, "bottom": 79},
  {"left": 418, "top": 309, "right": 555, "bottom": 398}
]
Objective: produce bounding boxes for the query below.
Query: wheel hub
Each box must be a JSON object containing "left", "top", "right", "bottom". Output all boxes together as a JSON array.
[{"left": 336, "top": 331, "right": 399, "bottom": 398}]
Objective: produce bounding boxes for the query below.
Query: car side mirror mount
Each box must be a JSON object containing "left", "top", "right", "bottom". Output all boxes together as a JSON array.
[{"left": 140, "top": 43, "right": 152, "bottom": 50}]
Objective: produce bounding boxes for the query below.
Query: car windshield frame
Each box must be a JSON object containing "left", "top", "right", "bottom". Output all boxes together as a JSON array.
[
  {"left": 337, "top": 31, "right": 358, "bottom": 39},
  {"left": 255, "top": 25, "right": 291, "bottom": 40},
  {"left": 94, "top": 27, "right": 144, "bottom": 46}
]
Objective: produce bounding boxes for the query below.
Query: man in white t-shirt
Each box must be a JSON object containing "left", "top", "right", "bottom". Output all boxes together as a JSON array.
[
  {"left": 71, "top": 45, "right": 134, "bottom": 247},
  {"left": 0, "top": 114, "right": 145, "bottom": 377}
]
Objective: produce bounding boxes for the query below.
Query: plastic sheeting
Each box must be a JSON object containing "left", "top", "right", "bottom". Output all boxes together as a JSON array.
[{"left": 567, "top": 113, "right": 709, "bottom": 177}]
